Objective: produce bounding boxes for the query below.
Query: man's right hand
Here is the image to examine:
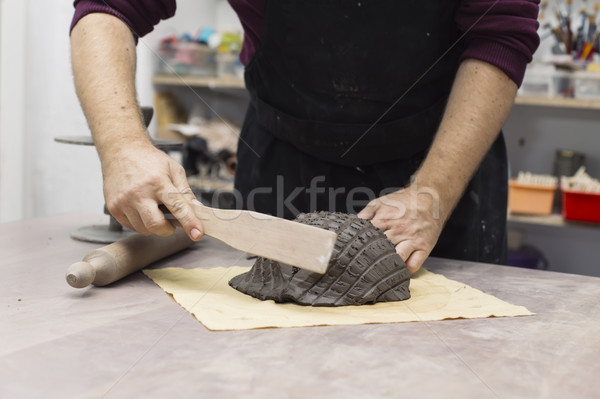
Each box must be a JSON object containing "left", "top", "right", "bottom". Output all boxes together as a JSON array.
[
  {"left": 70, "top": 13, "right": 203, "bottom": 242},
  {"left": 102, "top": 142, "right": 204, "bottom": 241}
]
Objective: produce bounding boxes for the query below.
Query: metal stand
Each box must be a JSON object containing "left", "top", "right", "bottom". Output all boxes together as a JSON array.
[
  {"left": 55, "top": 107, "right": 184, "bottom": 243},
  {"left": 70, "top": 212, "right": 137, "bottom": 244}
]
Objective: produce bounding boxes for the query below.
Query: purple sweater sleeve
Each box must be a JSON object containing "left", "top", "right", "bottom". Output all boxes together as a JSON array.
[
  {"left": 70, "top": 0, "right": 176, "bottom": 38},
  {"left": 455, "top": 0, "right": 540, "bottom": 86}
]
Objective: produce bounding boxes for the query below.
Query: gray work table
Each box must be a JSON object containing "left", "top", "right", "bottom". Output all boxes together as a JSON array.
[{"left": 2, "top": 214, "right": 599, "bottom": 399}]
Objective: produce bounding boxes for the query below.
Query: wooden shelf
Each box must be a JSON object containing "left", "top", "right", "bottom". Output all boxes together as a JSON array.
[
  {"left": 515, "top": 95, "right": 600, "bottom": 110},
  {"left": 153, "top": 74, "right": 245, "bottom": 89},
  {"left": 153, "top": 77, "right": 600, "bottom": 108},
  {"left": 507, "top": 213, "right": 600, "bottom": 229},
  {"left": 508, "top": 213, "right": 566, "bottom": 227}
]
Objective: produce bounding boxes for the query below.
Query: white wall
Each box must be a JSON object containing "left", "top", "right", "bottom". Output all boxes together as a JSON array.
[
  {"left": 25, "top": 1, "right": 101, "bottom": 219},
  {"left": 0, "top": 0, "right": 28, "bottom": 222},
  {"left": 0, "top": 0, "right": 240, "bottom": 223}
]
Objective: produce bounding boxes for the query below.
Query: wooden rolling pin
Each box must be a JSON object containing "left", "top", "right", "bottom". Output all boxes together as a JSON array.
[{"left": 66, "top": 228, "right": 194, "bottom": 288}]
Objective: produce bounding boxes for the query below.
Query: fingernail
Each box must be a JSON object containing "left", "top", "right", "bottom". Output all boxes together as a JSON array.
[{"left": 191, "top": 228, "right": 202, "bottom": 240}]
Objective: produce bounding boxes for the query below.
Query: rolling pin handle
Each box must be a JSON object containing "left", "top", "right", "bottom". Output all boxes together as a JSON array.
[{"left": 66, "top": 261, "right": 96, "bottom": 288}]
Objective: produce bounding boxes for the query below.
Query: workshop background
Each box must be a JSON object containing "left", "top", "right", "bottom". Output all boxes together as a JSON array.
[{"left": 1, "top": 0, "right": 600, "bottom": 276}]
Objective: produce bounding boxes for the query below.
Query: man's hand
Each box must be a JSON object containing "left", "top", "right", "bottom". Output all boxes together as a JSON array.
[
  {"left": 102, "top": 142, "right": 204, "bottom": 240},
  {"left": 358, "top": 184, "right": 445, "bottom": 274}
]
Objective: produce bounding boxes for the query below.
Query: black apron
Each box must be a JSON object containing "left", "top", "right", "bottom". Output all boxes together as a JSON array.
[{"left": 234, "top": 0, "right": 508, "bottom": 264}]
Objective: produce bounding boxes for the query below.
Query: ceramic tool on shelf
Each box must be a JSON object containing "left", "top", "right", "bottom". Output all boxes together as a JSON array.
[{"left": 163, "top": 201, "right": 338, "bottom": 274}]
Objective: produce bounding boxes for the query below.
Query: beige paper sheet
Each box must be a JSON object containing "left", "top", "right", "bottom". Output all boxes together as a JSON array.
[{"left": 143, "top": 266, "right": 533, "bottom": 331}]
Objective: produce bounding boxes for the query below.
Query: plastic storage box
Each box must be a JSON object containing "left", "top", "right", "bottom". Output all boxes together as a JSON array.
[
  {"left": 573, "top": 71, "right": 600, "bottom": 100},
  {"left": 156, "top": 41, "right": 217, "bottom": 77},
  {"left": 216, "top": 52, "right": 243, "bottom": 79},
  {"left": 508, "top": 181, "right": 556, "bottom": 215},
  {"left": 562, "top": 189, "right": 600, "bottom": 223},
  {"left": 519, "top": 66, "right": 574, "bottom": 98}
]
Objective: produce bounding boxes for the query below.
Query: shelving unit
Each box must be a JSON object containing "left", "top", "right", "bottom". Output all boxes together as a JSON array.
[
  {"left": 509, "top": 94, "right": 600, "bottom": 232},
  {"left": 153, "top": 75, "right": 600, "bottom": 109},
  {"left": 505, "top": 86, "right": 600, "bottom": 276},
  {"left": 153, "top": 74, "right": 245, "bottom": 89},
  {"left": 154, "top": 73, "right": 600, "bottom": 105},
  {"left": 507, "top": 213, "right": 600, "bottom": 229},
  {"left": 514, "top": 95, "right": 600, "bottom": 110}
]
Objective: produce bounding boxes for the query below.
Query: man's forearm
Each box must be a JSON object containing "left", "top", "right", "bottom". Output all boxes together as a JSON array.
[
  {"left": 71, "top": 13, "right": 151, "bottom": 162},
  {"left": 414, "top": 58, "right": 518, "bottom": 221},
  {"left": 70, "top": 12, "right": 204, "bottom": 241}
]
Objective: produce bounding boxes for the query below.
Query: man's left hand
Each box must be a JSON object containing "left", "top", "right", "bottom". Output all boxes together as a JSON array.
[{"left": 357, "top": 184, "right": 446, "bottom": 274}]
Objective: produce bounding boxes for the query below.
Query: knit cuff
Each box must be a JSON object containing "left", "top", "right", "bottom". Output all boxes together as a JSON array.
[{"left": 460, "top": 39, "right": 531, "bottom": 87}]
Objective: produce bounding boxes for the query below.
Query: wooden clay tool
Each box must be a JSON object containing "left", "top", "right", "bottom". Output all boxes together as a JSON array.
[
  {"left": 172, "top": 201, "right": 337, "bottom": 274},
  {"left": 67, "top": 203, "right": 338, "bottom": 288},
  {"left": 66, "top": 228, "right": 194, "bottom": 288}
]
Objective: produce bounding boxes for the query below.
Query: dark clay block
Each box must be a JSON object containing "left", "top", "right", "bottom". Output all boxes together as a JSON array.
[{"left": 229, "top": 212, "right": 411, "bottom": 306}]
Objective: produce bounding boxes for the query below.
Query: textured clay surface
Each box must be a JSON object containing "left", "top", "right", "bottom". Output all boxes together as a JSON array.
[{"left": 229, "top": 212, "right": 411, "bottom": 306}]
